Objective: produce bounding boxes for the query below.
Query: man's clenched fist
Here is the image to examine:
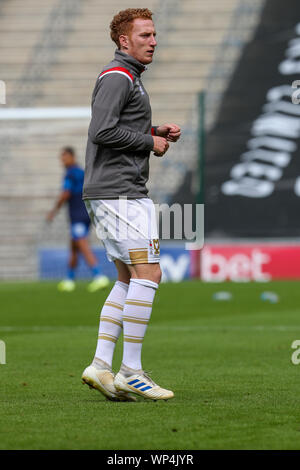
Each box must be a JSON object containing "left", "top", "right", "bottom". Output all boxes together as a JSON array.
[
  {"left": 152, "top": 136, "right": 169, "bottom": 156},
  {"left": 156, "top": 123, "right": 181, "bottom": 142}
]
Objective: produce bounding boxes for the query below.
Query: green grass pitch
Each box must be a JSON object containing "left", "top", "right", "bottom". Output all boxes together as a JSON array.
[{"left": 0, "top": 280, "right": 300, "bottom": 450}]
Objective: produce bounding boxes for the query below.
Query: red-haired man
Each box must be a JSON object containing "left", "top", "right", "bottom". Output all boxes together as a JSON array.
[{"left": 82, "top": 8, "right": 181, "bottom": 401}]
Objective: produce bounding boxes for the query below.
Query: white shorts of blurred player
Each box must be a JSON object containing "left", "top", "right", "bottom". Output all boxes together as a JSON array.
[{"left": 84, "top": 198, "right": 160, "bottom": 265}]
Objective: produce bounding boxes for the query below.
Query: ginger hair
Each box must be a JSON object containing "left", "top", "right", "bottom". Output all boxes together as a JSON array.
[{"left": 110, "top": 8, "right": 153, "bottom": 48}]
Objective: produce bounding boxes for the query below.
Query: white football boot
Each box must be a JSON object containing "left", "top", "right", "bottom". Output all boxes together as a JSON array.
[
  {"left": 87, "top": 275, "right": 110, "bottom": 293},
  {"left": 57, "top": 279, "right": 75, "bottom": 292},
  {"left": 82, "top": 362, "right": 136, "bottom": 402},
  {"left": 114, "top": 364, "right": 174, "bottom": 401}
]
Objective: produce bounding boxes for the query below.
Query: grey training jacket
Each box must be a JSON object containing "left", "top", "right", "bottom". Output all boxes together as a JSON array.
[{"left": 82, "top": 49, "right": 156, "bottom": 200}]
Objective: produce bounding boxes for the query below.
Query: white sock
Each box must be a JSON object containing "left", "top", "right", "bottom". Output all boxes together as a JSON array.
[
  {"left": 94, "top": 280, "right": 128, "bottom": 367},
  {"left": 122, "top": 278, "right": 158, "bottom": 371}
]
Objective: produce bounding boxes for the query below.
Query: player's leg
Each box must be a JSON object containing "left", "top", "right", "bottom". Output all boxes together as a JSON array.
[
  {"left": 91, "top": 260, "right": 130, "bottom": 364},
  {"left": 114, "top": 262, "right": 174, "bottom": 400},
  {"left": 76, "top": 234, "right": 109, "bottom": 292},
  {"left": 122, "top": 262, "right": 161, "bottom": 370},
  {"left": 57, "top": 239, "right": 78, "bottom": 292},
  {"left": 82, "top": 198, "right": 171, "bottom": 400},
  {"left": 94, "top": 260, "right": 130, "bottom": 367},
  {"left": 82, "top": 259, "right": 135, "bottom": 401},
  {"left": 115, "top": 259, "right": 131, "bottom": 284},
  {"left": 129, "top": 262, "right": 161, "bottom": 283},
  {"left": 69, "top": 239, "right": 79, "bottom": 275},
  {"left": 93, "top": 260, "right": 130, "bottom": 365},
  {"left": 76, "top": 236, "right": 98, "bottom": 267}
]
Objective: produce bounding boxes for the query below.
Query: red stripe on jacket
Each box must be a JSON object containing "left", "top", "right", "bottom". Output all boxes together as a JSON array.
[{"left": 99, "top": 67, "right": 134, "bottom": 82}]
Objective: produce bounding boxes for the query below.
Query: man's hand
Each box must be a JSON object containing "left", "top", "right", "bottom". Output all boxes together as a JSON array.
[
  {"left": 46, "top": 190, "right": 70, "bottom": 223},
  {"left": 152, "top": 136, "right": 169, "bottom": 156},
  {"left": 46, "top": 209, "right": 56, "bottom": 223},
  {"left": 156, "top": 123, "right": 181, "bottom": 142}
]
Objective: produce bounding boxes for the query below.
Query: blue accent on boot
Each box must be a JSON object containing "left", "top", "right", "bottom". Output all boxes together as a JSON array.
[
  {"left": 91, "top": 265, "right": 101, "bottom": 277},
  {"left": 67, "top": 267, "right": 75, "bottom": 280}
]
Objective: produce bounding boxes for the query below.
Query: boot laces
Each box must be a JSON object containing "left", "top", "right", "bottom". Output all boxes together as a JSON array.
[{"left": 142, "top": 370, "right": 157, "bottom": 387}]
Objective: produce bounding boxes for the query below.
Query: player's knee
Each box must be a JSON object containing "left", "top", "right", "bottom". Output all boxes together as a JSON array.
[
  {"left": 115, "top": 260, "right": 131, "bottom": 284},
  {"left": 129, "top": 263, "right": 162, "bottom": 285},
  {"left": 118, "top": 274, "right": 131, "bottom": 284},
  {"left": 136, "top": 265, "right": 161, "bottom": 285},
  {"left": 154, "top": 265, "right": 162, "bottom": 284},
  {"left": 151, "top": 264, "right": 162, "bottom": 285}
]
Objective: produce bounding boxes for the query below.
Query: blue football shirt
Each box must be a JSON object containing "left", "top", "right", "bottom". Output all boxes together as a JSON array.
[{"left": 62, "top": 165, "right": 90, "bottom": 223}]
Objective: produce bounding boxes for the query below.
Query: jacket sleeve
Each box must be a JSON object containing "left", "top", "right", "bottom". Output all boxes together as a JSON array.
[{"left": 88, "top": 74, "right": 154, "bottom": 152}]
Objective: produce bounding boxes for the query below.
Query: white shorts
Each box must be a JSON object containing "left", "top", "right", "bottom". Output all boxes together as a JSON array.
[{"left": 85, "top": 198, "right": 160, "bottom": 265}]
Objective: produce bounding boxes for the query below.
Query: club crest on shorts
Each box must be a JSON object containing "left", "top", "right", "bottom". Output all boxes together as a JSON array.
[{"left": 150, "top": 239, "right": 160, "bottom": 255}]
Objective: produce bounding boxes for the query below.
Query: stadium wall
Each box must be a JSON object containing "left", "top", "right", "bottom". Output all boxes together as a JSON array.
[
  {"left": 190, "top": 243, "right": 300, "bottom": 282},
  {"left": 39, "top": 244, "right": 191, "bottom": 283},
  {"left": 205, "top": 0, "right": 300, "bottom": 238},
  {"left": 39, "top": 242, "right": 300, "bottom": 282}
]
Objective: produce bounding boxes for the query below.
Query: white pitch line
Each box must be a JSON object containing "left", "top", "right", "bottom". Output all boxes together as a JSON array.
[{"left": 1, "top": 325, "right": 300, "bottom": 333}]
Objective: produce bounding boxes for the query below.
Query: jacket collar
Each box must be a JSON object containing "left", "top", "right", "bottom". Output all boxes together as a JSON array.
[{"left": 114, "top": 49, "right": 147, "bottom": 76}]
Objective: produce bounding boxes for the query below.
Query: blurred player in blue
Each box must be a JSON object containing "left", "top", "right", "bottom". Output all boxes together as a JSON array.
[{"left": 47, "top": 146, "right": 109, "bottom": 292}]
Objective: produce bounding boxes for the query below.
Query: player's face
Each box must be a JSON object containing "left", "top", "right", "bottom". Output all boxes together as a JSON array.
[
  {"left": 124, "top": 19, "right": 157, "bottom": 65},
  {"left": 61, "top": 152, "right": 74, "bottom": 168}
]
